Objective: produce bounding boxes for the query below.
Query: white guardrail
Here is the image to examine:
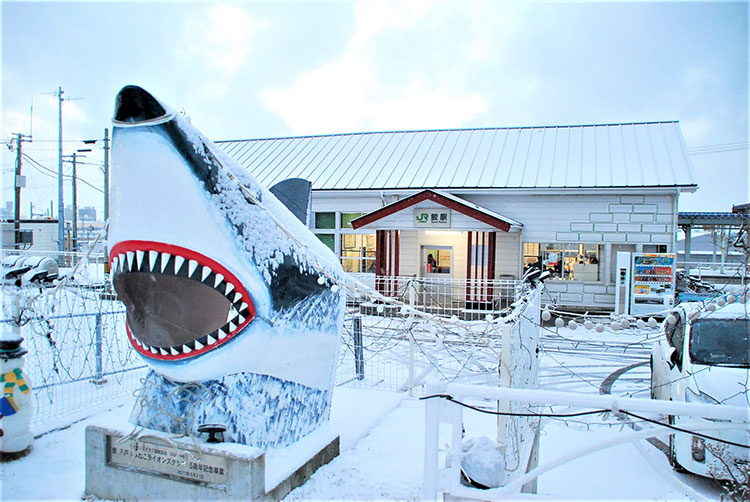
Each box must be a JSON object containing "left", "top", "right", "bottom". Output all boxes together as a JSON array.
[{"left": 423, "top": 383, "right": 749, "bottom": 500}]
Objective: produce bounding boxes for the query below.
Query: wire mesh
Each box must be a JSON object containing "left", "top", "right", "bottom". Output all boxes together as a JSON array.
[{"left": 3, "top": 251, "right": 531, "bottom": 432}]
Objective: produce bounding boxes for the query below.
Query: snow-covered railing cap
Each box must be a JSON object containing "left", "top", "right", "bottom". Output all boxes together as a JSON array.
[{"left": 112, "top": 85, "right": 176, "bottom": 127}]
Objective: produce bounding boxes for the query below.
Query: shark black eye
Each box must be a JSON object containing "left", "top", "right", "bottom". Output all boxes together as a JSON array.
[{"left": 270, "top": 256, "right": 328, "bottom": 310}]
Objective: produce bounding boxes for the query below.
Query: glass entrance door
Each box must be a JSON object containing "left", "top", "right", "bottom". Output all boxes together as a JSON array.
[{"left": 421, "top": 246, "right": 452, "bottom": 276}]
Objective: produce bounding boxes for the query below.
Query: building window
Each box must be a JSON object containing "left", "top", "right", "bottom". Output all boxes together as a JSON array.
[
  {"left": 314, "top": 212, "right": 335, "bottom": 230},
  {"left": 340, "top": 212, "right": 364, "bottom": 229},
  {"left": 317, "top": 234, "right": 335, "bottom": 253},
  {"left": 341, "top": 234, "right": 375, "bottom": 273},
  {"left": 524, "top": 242, "right": 601, "bottom": 281}
]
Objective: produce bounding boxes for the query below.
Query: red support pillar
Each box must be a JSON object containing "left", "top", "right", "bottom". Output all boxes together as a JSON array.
[
  {"left": 480, "top": 231, "right": 485, "bottom": 301},
  {"left": 393, "top": 230, "right": 400, "bottom": 297},
  {"left": 487, "top": 232, "right": 496, "bottom": 303},
  {"left": 376, "top": 230, "right": 385, "bottom": 294},
  {"left": 466, "top": 231, "right": 473, "bottom": 301}
]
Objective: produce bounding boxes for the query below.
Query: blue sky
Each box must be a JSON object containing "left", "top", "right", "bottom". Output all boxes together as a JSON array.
[{"left": 2, "top": 1, "right": 748, "bottom": 216}]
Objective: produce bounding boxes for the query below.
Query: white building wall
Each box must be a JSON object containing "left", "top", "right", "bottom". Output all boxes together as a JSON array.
[
  {"left": 2, "top": 221, "right": 59, "bottom": 252},
  {"left": 397, "top": 230, "right": 520, "bottom": 280},
  {"left": 495, "top": 232, "right": 521, "bottom": 279},
  {"left": 464, "top": 192, "right": 676, "bottom": 245},
  {"left": 309, "top": 189, "right": 680, "bottom": 310}
]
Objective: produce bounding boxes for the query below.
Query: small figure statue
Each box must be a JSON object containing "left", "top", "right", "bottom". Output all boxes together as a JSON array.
[{"left": 0, "top": 332, "right": 33, "bottom": 458}]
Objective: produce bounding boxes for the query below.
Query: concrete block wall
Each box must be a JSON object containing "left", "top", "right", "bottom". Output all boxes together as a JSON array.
[
  {"left": 543, "top": 281, "right": 618, "bottom": 310},
  {"left": 556, "top": 195, "right": 674, "bottom": 245}
]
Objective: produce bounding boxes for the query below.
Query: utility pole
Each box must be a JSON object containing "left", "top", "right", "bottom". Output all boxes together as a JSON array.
[
  {"left": 103, "top": 128, "right": 110, "bottom": 222},
  {"left": 45, "top": 86, "right": 81, "bottom": 252},
  {"left": 12, "top": 133, "right": 32, "bottom": 249},
  {"left": 64, "top": 148, "right": 91, "bottom": 252},
  {"left": 56, "top": 87, "right": 64, "bottom": 252},
  {"left": 71, "top": 153, "right": 78, "bottom": 251}
]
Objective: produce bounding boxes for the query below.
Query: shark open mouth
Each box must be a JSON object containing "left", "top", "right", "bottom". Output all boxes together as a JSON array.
[{"left": 110, "top": 240, "right": 254, "bottom": 361}]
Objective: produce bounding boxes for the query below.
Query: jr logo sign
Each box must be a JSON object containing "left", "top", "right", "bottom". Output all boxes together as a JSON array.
[{"left": 413, "top": 209, "right": 450, "bottom": 228}]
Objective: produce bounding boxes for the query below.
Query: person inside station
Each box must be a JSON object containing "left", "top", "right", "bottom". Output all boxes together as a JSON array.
[{"left": 427, "top": 253, "right": 437, "bottom": 273}]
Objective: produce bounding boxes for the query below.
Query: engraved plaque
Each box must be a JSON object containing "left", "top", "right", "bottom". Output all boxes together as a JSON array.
[{"left": 107, "top": 435, "right": 228, "bottom": 485}]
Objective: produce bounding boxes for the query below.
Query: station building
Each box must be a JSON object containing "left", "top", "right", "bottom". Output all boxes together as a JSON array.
[{"left": 218, "top": 121, "right": 696, "bottom": 310}]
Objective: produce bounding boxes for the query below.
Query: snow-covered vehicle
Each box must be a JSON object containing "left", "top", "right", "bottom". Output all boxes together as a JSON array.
[{"left": 650, "top": 302, "right": 749, "bottom": 480}]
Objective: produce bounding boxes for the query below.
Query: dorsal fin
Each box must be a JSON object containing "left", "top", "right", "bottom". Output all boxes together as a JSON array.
[{"left": 269, "top": 178, "right": 312, "bottom": 226}]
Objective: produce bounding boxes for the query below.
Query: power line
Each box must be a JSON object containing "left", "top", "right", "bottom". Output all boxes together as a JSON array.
[
  {"left": 22, "top": 153, "right": 103, "bottom": 193},
  {"left": 688, "top": 141, "right": 749, "bottom": 156}
]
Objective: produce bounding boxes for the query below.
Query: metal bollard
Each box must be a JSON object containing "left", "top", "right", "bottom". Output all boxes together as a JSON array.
[
  {"left": 91, "top": 313, "right": 107, "bottom": 385},
  {"left": 353, "top": 315, "right": 364, "bottom": 380}
]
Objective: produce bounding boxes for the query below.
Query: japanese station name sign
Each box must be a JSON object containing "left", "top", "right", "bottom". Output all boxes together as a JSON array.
[
  {"left": 414, "top": 209, "right": 451, "bottom": 228},
  {"left": 107, "top": 435, "right": 229, "bottom": 486}
]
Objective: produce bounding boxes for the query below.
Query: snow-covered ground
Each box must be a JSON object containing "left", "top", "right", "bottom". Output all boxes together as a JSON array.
[{"left": 2, "top": 325, "right": 735, "bottom": 501}]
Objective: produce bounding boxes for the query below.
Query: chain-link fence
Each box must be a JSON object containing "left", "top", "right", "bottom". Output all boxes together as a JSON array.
[{"left": 2, "top": 250, "right": 526, "bottom": 433}]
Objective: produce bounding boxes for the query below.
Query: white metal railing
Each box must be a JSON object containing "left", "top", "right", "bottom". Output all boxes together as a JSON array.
[
  {"left": 423, "top": 383, "right": 749, "bottom": 500},
  {"left": 677, "top": 260, "right": 746, "bottom": 278},
  {"left": 349, "top": 274, "right": 521, "bottom": 320}
]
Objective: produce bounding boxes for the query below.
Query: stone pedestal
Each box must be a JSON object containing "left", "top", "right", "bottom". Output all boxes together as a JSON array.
[{"left": 85, "top": 423, "right": 339, "bottom": 501}]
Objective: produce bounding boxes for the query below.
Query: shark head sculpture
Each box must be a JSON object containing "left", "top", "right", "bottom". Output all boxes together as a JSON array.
[{"left": 109, "top": 86, "right": 345, "bottom": 447}]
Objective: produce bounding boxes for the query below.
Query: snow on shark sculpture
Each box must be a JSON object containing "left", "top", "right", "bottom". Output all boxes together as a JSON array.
[{"left": 108, "top": 85, "right": 345, "bottom": 449}]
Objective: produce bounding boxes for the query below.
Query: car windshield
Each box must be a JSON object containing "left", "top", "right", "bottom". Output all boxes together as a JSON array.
[{"left": 689, "top": 317, "right": 750, "bottom": 366}]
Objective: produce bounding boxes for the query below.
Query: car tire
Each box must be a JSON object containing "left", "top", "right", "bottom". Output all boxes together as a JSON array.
[{"left": 667, "top": 415, "right": 688, "bottom": 473}]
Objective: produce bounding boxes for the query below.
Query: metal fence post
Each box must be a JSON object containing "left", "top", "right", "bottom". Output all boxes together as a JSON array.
[
  {"left": 408, "top": 279, "right": 416, "bottom": 396},
  {"left": 92, "top": 313, "right": 106, "bottom": 385},
  {"left": 353, "top": 315, "right": 364, "bottom": 380}
]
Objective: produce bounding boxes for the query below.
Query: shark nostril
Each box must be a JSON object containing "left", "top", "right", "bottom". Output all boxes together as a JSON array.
[{"left": 114, "top": 85, "right": 168, "bottom": 124}]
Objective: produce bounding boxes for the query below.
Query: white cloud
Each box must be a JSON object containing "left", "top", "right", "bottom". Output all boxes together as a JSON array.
[
  {"left": 2, "top": 95, "right": 87, "bottom": 141},
  {"left": 262, "top": 0, "right": 495, "bottom": 135},
  {"left": 350, "top": 0, "right": 436, "bottom": 50},
  {"left": 179, "top": 5, "right": 261, "bottom": 98},
  {"left": 681, "top": 116, "right": 716, "bottom": 146},
  {"left": 370, "top": 83, "right": 487, "bottom": 131}
]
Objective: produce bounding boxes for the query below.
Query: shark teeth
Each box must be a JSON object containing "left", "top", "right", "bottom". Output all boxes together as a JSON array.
[
  {"left": 149, "top": 251, "right": 159, "bottom": 271},
  {"left": 188, "top": 259, "right": 199, "bottom": 278},
  {"left": 114, "top": 245, "right": 253, "bottom": 358},
  {"left": 112, "top": 248, "right": 242, "bottom": 301},
  {"left": 161, "top": 253, "right": 172, "bottom": 273}
]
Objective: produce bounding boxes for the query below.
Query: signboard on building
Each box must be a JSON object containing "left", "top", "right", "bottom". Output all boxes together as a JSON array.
[{"left": 414, "top": 209, "right": 450, "bottom": 228}]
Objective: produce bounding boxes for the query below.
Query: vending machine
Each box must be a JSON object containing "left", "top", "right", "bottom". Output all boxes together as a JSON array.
[{"left": 629, "top": 253, "right": 676, "bottom": 315}]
